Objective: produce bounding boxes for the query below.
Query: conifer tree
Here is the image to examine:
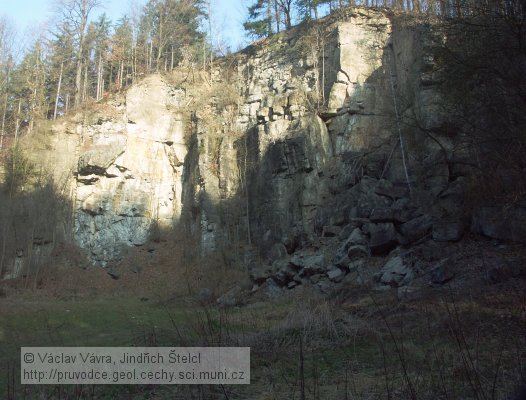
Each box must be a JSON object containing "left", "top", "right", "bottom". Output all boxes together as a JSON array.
[{"left": 244, "top": 0, "right": 273, "bottom": 39}]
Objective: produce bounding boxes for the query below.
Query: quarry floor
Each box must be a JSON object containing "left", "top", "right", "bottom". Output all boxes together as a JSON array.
[{"left": 1, "top": 236, "right": 525, "bottom": 399}]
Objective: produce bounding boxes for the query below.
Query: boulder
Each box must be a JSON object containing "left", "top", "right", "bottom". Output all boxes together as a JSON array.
[
  {"left": 374, "top": 179, "right": 409, "bottom": 199},
  {"left": 391, "top": 198, "right": 419, "bottom": 223},
  {"left": 367, "top": 223, "right": 398, "bottom": 255},
  {"left": 338, "top": 223, "right": 356, "bottom": 240},
  {"left": 430, "top": 259, "right": 455, "bottom": 284},
  {"left": 198, "top": 288, "right": 213, "bottom": 303},
  {"left": 377, "top": 256, "right": 414, "bottom": 287},
  {"left": 272, "top": 261, "right": 299, "bottom": 286},
  {"left": 370, "top": 207, "right": 394, "bottom": 222},
  {"left": 249, "top": 264, "right": 273, "bottom": 285},
  {"left": 347, "top": 245, "right": 370, "bottom": 260},
  {"left": 217, "top": 286, "right": 243, "bottom": 307},
  {"left": 322, "top": 225, "right": 342, "bottom": 237},
  {"left": 261, "top": 278, "right": 284, "bottom": 299},
  {"left": 348, "top": 228, "right": 368, "bottom": 245},
  {"left": 289, "top": 254, "right": 326, "bottom": 274},
  {"left": 348, "top": 258, "right": 366, "bottom": 272},
  {"left": 348, "top": 206, "right": 372, "bottom": 219},
  {"left": 266, "top": 243, "right": 288, "bottom": 264},
  {"left": 432, "top": 221, "right": 463, "bottom": 242},
  {"left": 334, "top": 229, "right": 368, "bottom": 266},
  {"left": 288, "top": 281, "right": 299, "bottom": 289},
  {"left": 400, "top": 214, "right": 433, "bottom": 243},
  {"left": 327, "top": 268, "right": 345, "bottom": 282}
]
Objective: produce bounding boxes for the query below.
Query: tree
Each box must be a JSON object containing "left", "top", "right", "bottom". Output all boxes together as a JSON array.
[
  {"left": 244, "top": 0, "right": 273, "bottom": 39},
  {"left": 138, "top": 0, "right": 206, "bottom": 73},
  {"left": 55, "top": 0, "right": 101, "bottom": 107},
  {"left": 0, "top": 16, "right": 17, "bottom": 150},
  {"left": 110, "top": 16, "right": 134, "bottom": 88},
  {"left": 47, "top": 21, "right": 76, "bottom": 117},
  {"left": 85, "top": 13, "right": 111, "bottom": 99},
  {"left": 276, "top": 0, "right": 294, "bottom": 29},
  {"left": 12, "top": 37, "right": 48, "bottom": 134}
]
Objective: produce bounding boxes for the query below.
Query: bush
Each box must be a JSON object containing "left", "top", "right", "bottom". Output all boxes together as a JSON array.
[{"left": 3, "top": 145, "right": 35, "bottom": 194}]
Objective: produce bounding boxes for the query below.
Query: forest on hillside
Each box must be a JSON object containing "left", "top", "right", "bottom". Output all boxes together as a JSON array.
[{"left": 0, "top": 0, "right": 524, "bottom": 155}]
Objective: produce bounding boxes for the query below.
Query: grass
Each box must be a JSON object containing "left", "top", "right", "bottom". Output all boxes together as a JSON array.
[{"left": 0, "top": 280, "right": 525, "bottom": 399}]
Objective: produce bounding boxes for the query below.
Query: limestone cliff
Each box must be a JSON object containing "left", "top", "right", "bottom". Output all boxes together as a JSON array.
[
  {"left": 43, "top": 76, "right": 187, "bottom": 266},
  {"left": 185, "top": 8, "right": 457, "bottom": 261},
  {"left": 6, "top": 7, "right": 524, "bottom": 283}
]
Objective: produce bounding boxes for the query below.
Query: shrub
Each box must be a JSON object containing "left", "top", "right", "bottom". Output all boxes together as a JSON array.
[{"left": 3, "top": 145, "right": 35, "bottom": 194}]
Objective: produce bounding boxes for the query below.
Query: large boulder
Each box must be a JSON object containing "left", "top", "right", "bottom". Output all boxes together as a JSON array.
[
  {"left": 432, "top": 221, "right": 464, "bottom": 242},
  {"left": 377, "top": 256, "right": 414, "bottom": 287},
  {"left": 367, "top": 223, "right": 398, "bottom": 255},
  {"left": 400, "top": 214, "right": 433, "bottom": 243},
  {"left": 290, "top": 253, "right": 327, "bottom": 275},
  {"left": 430, "top": 259, "right": 455, "bottom": 284},
  {"left": 334, "top": 228, "right": 368, "bottom": 266}
]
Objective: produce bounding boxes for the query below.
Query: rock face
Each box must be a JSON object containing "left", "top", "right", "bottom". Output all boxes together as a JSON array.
[
  {"left": 186, "top": 9, "right": 417, "bottom": 255},
  {"left": 33, "top": 8, "right": 474, "bottom": 275},
  {"left": 69, "top": 76, "right": 187, "bottom": 265}
]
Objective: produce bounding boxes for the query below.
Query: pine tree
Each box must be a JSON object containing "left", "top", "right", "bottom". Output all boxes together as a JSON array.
[{"left": 244, "top": 0, "right": 273, "bottom": 39}]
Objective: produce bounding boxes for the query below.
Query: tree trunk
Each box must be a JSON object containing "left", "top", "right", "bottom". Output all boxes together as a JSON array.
[
  {"left": 0, "top": 65, "right": 10, "bottom": 150},
  {"left": 274, "top": 0, "right": 281, "bottom": 32},
  {"left": 156, "top": 12, "right": 164, "bottom": 72},
  {"left": 82, "top": 65, "right": 88, "bottom": 103},
  {"left": 149, "top": 41, "right": 153, "bottom": 73},
  {"left": 119, "top": 60, "right": 124, "bottom": 89},
  {"left": 75, "top": 57, "right": 83, "bottom": 106},
  {"left": 132, "top": 41, "right": 136, "bottom": 82},
  {"left": 54, "top": 62, "right": 63, "bottom": 119},
  {"left": 96, "top": 54, "right": 102, "bottom": 100},
  {"left": 28, "top": 87, "right": 37, "bottom": 134},
  {"left": 14, "top": 99, "right": 21, "bottom": 143},
  {"left": 242, "top": 135, "right": 251, "bottom": 246},
  {"left": 268, "top": 0, "right": 273, "bottom": 35}
]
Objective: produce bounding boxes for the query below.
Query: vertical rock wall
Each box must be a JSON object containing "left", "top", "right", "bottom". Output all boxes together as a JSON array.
[
  {"left": 185, "top": 9, "right": 401, "bottom": 255},
  {"left": 72, "top": 76, "right": 187, "bottom": 265}
]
